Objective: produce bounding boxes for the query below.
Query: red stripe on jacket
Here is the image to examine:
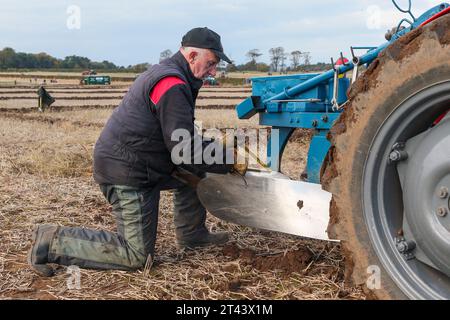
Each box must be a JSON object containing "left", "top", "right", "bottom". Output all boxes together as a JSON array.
[{"left": 149, "top": 76, "right": 186, "bottom": 105}]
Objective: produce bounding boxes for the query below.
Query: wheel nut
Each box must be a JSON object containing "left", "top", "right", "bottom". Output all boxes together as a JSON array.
[
  {"left": 389, "top": 150, "right": 408, "bottom": 162},
  {"left": 438, "top": 187, "right": 449, "bottom": 199},
  {"left": 397, "top": 243, "right": 406, "bottom": 252},
  {"left": 437, "top": 207, "right": 448, "bottom": 217},
  {"left": 389, "top": 151, "right": 400, "bottom": 162},
  {"left": 396, "top": 239, "right": 416, "bottom": 253}
]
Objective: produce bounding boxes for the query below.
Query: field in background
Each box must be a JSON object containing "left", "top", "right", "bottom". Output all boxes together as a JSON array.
[
  {"left": 0, "top": 70, "right": 272, "bottom": 79},
  {"left": 0, "top": 70, "right": 308, "bottom": 87},
  {"left": 0, "top": 73, "right": 364, "bottom": 300}
]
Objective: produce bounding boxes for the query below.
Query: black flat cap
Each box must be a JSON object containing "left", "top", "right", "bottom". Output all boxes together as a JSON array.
[{"left": 181, "top": 27, "right": 232, "bottom": 64}]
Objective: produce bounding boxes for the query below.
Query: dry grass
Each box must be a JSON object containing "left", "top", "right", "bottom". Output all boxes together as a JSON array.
[
  {"left": 0, "top": 172, "right": 363, "bottom": 300},
  {"left": 0, "top": 71, "right": 137, "bottom": 79},
  {"left": 0, "top": 98, "right": 122, "bottom": 109},
  {"left": 0, "top": 84, "right": 365, "bottom": 300},
  {"left": 0, "top": 89, "right": 128, "bottom": 94},
  {"left": 0, "top": 118, "right": 98, "bottom": 178},
  {"left": 0, "top": 78, "right": 134, "bottom": 87},
  {"left": 280, "top": 129, "right": 314, "bottom": 179},
  {"left": 15, "top": 109, "right": 113, "bottom": 128},
  {"left": 0, "top": 86, "right": 251, "bottom": 112},
  {"left": 0, "top": 98, "right": 246, "bottom": 110},
  {"left": 201, "top": 87, "right": 251, "bottom": 92},
  {"left": 195, "top": 109, "right": 260, "bottom": 129},
  {"left": 0, "top": 92, "right": 246, "bottom": 99},
  {"left": 0, "top": 93, "right": 125, "bottom": 98},
  {"left": 0, "top": 106, "right": 258, "bottom": 131}
]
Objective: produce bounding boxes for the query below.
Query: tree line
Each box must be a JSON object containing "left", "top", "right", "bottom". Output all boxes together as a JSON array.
[
  {"left": 230, "top": 48, "right": 320, "bottom": 73},
  {"left": 0, "top": 47, "right": 150, "bottom": 73},
  {"left": 160, "top": 48, "right": 331, "bottom": 73},
  {"left": 1, "top": 46, "right": 330, "bottom": 74}
]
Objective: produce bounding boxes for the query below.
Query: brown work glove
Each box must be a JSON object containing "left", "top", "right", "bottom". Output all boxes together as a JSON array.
[
  {"left": 231, "top": 137, "right": 248, "bottom": 176},
  {"left": 217, "top": 132, "right": 249, "bottom": 176}
]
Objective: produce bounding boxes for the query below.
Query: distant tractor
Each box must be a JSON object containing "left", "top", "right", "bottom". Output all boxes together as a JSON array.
[
  {"left": 81, "top": 69, "right": 97, "bottom": 76},
  {"left": 80, "top": 75, "right": 111, "bottom": 85},
  {"left": 203, "top": 76, "right": 219, "bottom": 86}
]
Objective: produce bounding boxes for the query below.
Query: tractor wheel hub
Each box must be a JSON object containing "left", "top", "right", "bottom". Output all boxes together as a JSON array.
[{"left": 399, "top": 116, "right": 450, "bottom": 276}]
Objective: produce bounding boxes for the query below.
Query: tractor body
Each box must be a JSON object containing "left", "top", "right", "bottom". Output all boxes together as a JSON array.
[
  {"left": 230, "top": 1, "right": 450, "bottom": 299},
  {"left": 236, "top": 2, "right": 450, "bottom": 184}
]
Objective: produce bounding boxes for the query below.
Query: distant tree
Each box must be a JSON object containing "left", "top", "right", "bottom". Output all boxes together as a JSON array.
[
  {"left": 35, "top": 52, "right": 58, "bottom": 68},
  {"left": 280, "top": 51, "right": 288, "bottom": 73},
  {"left": 100, "top": 60, "right": 118, "bottom": 69},
  {"left": 234, "top": 61, "right": 270, "bottom": 72},
  {"left": 130, "top": 63, "right": 150, "bottom": 73},
  {"left": 90, "top": 60, "right": 118, "bottom": 70},
  {"left": 302, "top": 52, "right": 311, "bottom": 66},
  {"left": 60, "top": 55, "right": 91, "bottom": 69},
  {"left": 246, "top": 49, "right": 262, "bottom": 63},
  {"left": 0, "top": 48, "right": 61, "bottom": 69},
  {"left": 226, "top": 63, "right": 238, "bottom": 73},
  {"left": 297, "top": 61, "right": 331, "bottom": 72},
  {"left": 269, "top": 47, "right": 285, "bottom": 72},
  {"left": 256, "top": 62, "right": 270, "bottom": 72},
  {"left": 15, "top": 52, "right": 34, "bottom": 68},
  {"left": 159, "top": 49, "right": 173, "bottom": 62},
  {"left": 290, "top": 50, "right": 302, "bottom": 70},
  {"left": 239, "top": 60, "right": 257, "bottom": 71},
  {"left": 0, "top": 46, "right": 147, "bottom": 71},
  {"left": 0, "top": 48, "right": 17, "bottom": 69}
]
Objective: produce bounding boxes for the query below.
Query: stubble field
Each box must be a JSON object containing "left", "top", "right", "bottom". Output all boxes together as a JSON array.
[{"left": 0, "top": 74, "right": 365, "bottom": 300}]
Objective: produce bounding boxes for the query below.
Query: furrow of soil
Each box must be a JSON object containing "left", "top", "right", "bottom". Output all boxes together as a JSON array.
[
  {"left": 0, "top": 95, "right": 247, "bottom": 100},
  {"left": 0, "top": 104, "right": 238, "bottom": 113}
]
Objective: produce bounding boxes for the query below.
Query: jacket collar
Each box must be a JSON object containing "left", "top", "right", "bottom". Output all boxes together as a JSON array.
[{"left": 167, "top": 51, "right": 203, "bottom": 93}]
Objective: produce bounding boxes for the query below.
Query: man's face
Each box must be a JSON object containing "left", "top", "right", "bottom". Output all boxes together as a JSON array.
[{"left": 188, "top": 49, "right": 219, "bottom": 80}]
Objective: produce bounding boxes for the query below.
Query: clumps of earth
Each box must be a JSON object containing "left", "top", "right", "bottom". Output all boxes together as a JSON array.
[{"left": 222, "top": 243, "right": 313, "bottom": 274}]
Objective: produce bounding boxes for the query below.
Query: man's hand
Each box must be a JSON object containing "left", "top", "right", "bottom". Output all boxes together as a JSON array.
[
  {"left": 231, "top": 138, "right": 248, "bottom": 176},
  {"left": 217, "top": 132, "right": 251, "bottom": 176},
  {"left": 232, "top": 162, "right": 248, "bottom": 176}
]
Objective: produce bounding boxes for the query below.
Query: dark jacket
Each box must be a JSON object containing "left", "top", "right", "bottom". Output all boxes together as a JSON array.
[{"left": 93, "top": 52, "right": 232, "bottom": 188}]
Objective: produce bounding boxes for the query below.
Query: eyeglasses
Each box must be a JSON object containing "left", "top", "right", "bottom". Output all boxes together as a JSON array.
[{"left": 206, "top": 60, "right": 218, "bottom": 69}]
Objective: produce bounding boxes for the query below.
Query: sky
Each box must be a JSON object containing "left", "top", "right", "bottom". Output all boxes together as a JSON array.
[{"left": 0, "top": 0, "right": 446, "bottom": 66}]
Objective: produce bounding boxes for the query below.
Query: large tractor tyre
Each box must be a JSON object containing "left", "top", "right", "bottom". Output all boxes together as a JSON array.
[{"left": 321, "top": 15, "right": 450, "bottom": 299}]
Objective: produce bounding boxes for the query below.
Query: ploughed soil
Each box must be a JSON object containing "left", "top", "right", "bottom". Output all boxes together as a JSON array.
[{"left": 222, "top": 243, "right": 313, "bottom": 274}]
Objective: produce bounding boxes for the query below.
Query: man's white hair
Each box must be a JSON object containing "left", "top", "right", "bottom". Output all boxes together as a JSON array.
[{"left": 180, "top": 46, "right": 210, "bottom": 56}]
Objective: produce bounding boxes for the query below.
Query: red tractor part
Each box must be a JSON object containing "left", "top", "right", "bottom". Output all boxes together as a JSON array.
[{"left": 420, "top": 6, "right": 450, "bottom": 27}]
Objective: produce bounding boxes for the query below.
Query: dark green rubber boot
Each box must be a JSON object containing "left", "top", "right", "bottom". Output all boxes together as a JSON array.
[{"left": 176, "top": 231, "right": 229, "bottom": 250}]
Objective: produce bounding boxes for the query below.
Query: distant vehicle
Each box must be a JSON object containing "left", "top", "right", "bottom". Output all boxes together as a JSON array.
[
  {"left": 81, "top": 69, "right": 97, "bottom": 76},
  {"left": 203, "top": 76, "right": 219, "bottom": 86},
  {"left": 81, "top": 75, "right": 111, "bottom": 85}
]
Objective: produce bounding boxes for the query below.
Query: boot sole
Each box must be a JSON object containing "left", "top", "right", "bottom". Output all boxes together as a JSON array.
[
  {"left": 27, "top": 225, "right": 39, "bottom": 266},
  {"left": 176, "top": 238, "right": 229, "bottom": 250},
  {"left": 27, "top": 225, "right": 54, "bottom": 277}
]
